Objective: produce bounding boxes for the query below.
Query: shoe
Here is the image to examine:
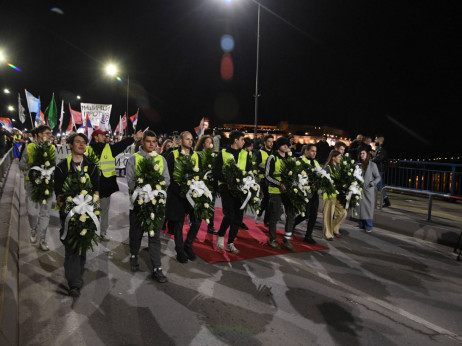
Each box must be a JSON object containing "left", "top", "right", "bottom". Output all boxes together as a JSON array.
[
  {"left": 30, "top": 230, "right": 37, "bottom": 244},
  {"left": 152, "top": 268, "right": 168, "bottom": 283},
  {"left": 226, "top": 243, "right": 240, "bottom": 254},
  {"left": 303, "top": 237, "right": 317, "bottom": 245},
  {"left": 184, "top": 245, "right": 196, "bottom": 261},
  {"left": 365, "top": 229, "right": 372, "bottom": 233},
  {"left": 334, "top": 233, "right": 342, "bottom": 238},
  {"left": 283, "top": 240, "right": 296, "bottom": 252},
  {"left": 39, "top": 239, "right": 49, "bottom": 251},
  {"left": 130, "top": 255, "right": 139, "bottom": 272},
  {"left": 207, "top": 226, "right": 218, "bottom": 235},
  {"left": 254, "top": 214, "right": 263, "bottom": 225},
  {"left": 176, "top": 252, "right": 189, "bottom": 263},
  {"left": 326, "top": 237, "right": 334, "bottom": 241},
  {"left": 240, "top": 222, "right": 249, "bottom": 230},
  {"left": 69, "top": 287, "right": 80, "bottom": 297},
  {"left": 217, "top": 236, "right": 224, "bottom": 250},
  {"left": 382, "top": 198, "right": 391, "bottom": 208},
  {"left": 267, "top": 239, "right": 280, "bottom": 249},
  {"left": 100, "top": 233, "right": 110, "bottom": 241}
]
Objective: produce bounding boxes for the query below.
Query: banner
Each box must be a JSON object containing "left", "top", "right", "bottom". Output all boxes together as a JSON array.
[{"left": 80, "top": 103, "right": 112, "bottom": 128}]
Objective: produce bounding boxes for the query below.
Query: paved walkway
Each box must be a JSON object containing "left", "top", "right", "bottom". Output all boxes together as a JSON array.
[{"left": 13, "top": 175, "right": 461, "bottom": 345}]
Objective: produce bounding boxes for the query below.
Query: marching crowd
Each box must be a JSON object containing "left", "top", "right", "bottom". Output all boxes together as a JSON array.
[{"left": 18, "top": 124, "right": 389, "bottom": 297}]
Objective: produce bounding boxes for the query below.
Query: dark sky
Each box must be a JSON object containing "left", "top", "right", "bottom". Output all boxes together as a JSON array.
[{"left": 1, "top": 0, "right": 461, "bottom": 157}]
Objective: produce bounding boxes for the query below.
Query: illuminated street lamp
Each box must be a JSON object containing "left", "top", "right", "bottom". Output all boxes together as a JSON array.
[
  {"left": 3, "top": 88, "right": 10, "bottom": 94},
  {"left": 8, "top": 105, "right": 14, "bottom": 112},
  {"left": 77, "top": 95, "right": 81, "bottom": 100},
  {"left": 105, "top": 63, "right": 129, "bottom": 123},
  {"left": 0, "top": 51, "right": 5, "bottom": 62}
]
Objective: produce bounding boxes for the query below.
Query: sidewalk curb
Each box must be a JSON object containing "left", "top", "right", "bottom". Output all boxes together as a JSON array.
[{"left": 0, "top": 162, "right": 20, "bottom": 346}]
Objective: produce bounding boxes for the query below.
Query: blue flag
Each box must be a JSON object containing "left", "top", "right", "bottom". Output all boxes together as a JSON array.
[{"left": 25, "top": 89, "right": 41, "bottom": 114}]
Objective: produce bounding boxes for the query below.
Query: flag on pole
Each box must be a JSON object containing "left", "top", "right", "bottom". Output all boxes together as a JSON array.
[
  {"left": 114, "top": 115, "right": 122, "bottom": 133},
  {"left": 58, "top": 100, "right": 64, "bottom": 132},
  {"left": 45, "top": 93, "right": 58, "bottom": 129},
  {"left": 121, "top": 112, "right": 127, "bottom": 130},
  {"left": 130, "top": 108, "right": 139, "bottom": 130},
  {"left": 24, "top": 89, "right": 41, "bottom": 115},
  {"left": 18, "top": 93, "right": 26, "bottom": 123},
  {"left": 35, "top": 111, "right": 46, "bottom": 127},
  {"left": 84, "top": 113, "right": 93, "bottom": 138},
  {"left": 68, "top": 103, "right": 82, "bottom": 124},
  {"left": 65, "top": 112, "right": 75, "bottom": 133},
  {"left": 0, "top": 117, "right": 13, "bottom": 132},
  {"left": 194, "top": 117, "right": 206, "bottom": 137}
]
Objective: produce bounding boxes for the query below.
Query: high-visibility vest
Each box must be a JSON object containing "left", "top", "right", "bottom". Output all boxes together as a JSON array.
[
  {"left": 25, "top": 142, "right": 37, "bottom": 181},
  {"left": 258, "top": 149, "right": 269, "bottom": 179},
  {"left": 87, "top": 144, "right": 116, "bottom": 178},
  {"left": 219, "top": 149, "right": 248, "bottom": 185},
  {"left": 301, "top": 157, "right": 320, "bottom": 167},
  {"left": 135, "top": 152, "right": 164, "bottom": 173},
  {"left": 172, "top": 149, "right": 199, "bottom": 169},
  {"left": 268, "top": 155, "right": 284, "bottom": 194},
  {"left": 66, "top": 154, "right": 90, "bottom": 180}
]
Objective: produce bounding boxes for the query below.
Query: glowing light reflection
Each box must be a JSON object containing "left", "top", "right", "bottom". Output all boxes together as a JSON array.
[
  {"left": 220, "top": 34, "right": 235, "bottom": 53},
  {"left": 116, "top": 76, "right": 123, "bottom": 82},
  {"left": 8, "top": 63, "right": 21, "bottom": 71}
]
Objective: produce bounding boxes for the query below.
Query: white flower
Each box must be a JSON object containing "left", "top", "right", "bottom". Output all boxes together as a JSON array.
[
  {"left": 253, "top": 185, "right": 259, "bottom": 191},
  {"left": 203, "top": 175, "right": 208, "bottom": 180},
  {"left": 44, "top": 189, "right": 49, "bottom": 195},
  {"left": 149, "top": 151, "right": 158, "bottom": 157},
  {"left": 236, "top": 164, "right": 240, "bottom": 168},
  {"left": 304, "top": 186, "right": 310, "bottom": 190},
  {"left": 45, "top": 179, "right": 49, "bottom": 184},
  {"left": 194, "top": 176, "right": 200, "bottom": 181},
  {"left": 35, "top": 179, "right": 41, "bottom": 184},
  {"left": 236, "top": 178, "right": 240, "bottom": 183},
  {"left": 253, "top": 197, "right": 259, "bottom": 202},
  {"left": 208, "top": 164, "right": 212, "bottom": 168},
  {"left": 138, "top": 178, "right": 144, "bottom": 184},
  {"left": 351, "top": 160, "right": 354, "bottom": 164},
  {"left": 212, "top": 153, "right": 217, "bottom": 157},
  {"left": 301, "top": 212, "right": 305, "bottom": 217},
  {"left": 209, "top": 144, "right": 214, "bottom": 148},
  {"left": 288, "top": 152, "right": 293, "bottom": 156},
  {"left": 66, "top": 196, "right": 73, "bottom": 202},
  {"left": 150, "top": 213, "right": 155, "bottom": 220},
  {"left": 149, "top": 230, "right": 155, "bottom": 237},
  {"left": 138, "top": 198, "right": 144, "bottom": 205},
  {"left": 80, "top": 177, "right": 86, "bottom": 183},
  {"left": 253, "top": 170, "right": 258, "bottom": 174},
  {"left": 81, "top": 190, "right": 88, "bottom": 196},
  {"left": 204, "top": 191, "right": 210, "bottom": 197},
  {"left": 44, "top": 161, "right": 50, "bottom": 167},
  {"left": 193, "top": 192, "right": 198, "bottom": 198},
  {"left": 181, "top": 150, "right": 186, "bottom": 155},
  {"left": 206, "top": 219, "right": 210, "bottom": 224},
  {"left": 153, "top": 164, "right": 159, "bottom": 171},
  {"left": 159, "top": 199, "right": 165, "bottom": 204},
  {"left": 293, "top": 188, "right": 298, "bottom": 193},
  {"left": 289, "top": 171, "right": 293, "bottom": 176},
  {"left": 43, "top": 152, "right": 48, "bottom": 157},
  {"left": 301, "top": 170, "right": 307, "bottom": 176},
  {"left": 243, "top": 190, "right": 248, "bottom": 194},
  {"left": 95, "top": 210, "right": 100, "bottom": 215},
  {"left": 80, "top": 229, "right": 87, "bottom": 236},
  {"left": 296, "top": 161, "right": 301, "bottom": 166},
  {"left": 345, "top": 153, "right": 350, "bottom": 157},
  {"left": 335, "top": 190, "right": 339, "bottom": 194},
  {"left": 355, "top": 195, "right": 360, "bottom": 200},
  {"left": 348, "top": 172, "right": 351, "bottom": 176},
  {"left": 160, "top": 181, "right": 166, "bottom": 185},
  {"left": 156, "top": 184, "right": 162, "bottom": 190},
  {"left": 42, "top": 199, "right": 47, "bottom": 204},
  {"left": 193, "top": 166, "right": 199, "bottom": 172},
  {"left": 151, "top": 199, "right": 157, "bottom": 205},
  {"left": 93, "top": 195, "right": 99, "bottom": 202},
  {"left": 79, "top": 214, "right": 87, "bottom": 222},
  {"left": 76, "top": 165, "right": 81, "bottom": 171},
  {"left": 305, "top": 198, "right": 309, "bottom": 202},
  {"left": 204, "top": 203, "right": 210, "bottom": 208},
  {"left": 243, "top": 170, "right": 247, "bottom": 175},
  {"left": 187, "top": 180, "right": 192, "bottom": 186}
]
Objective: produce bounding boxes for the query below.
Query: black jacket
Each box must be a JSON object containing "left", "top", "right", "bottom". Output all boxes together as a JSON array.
[{"left": 372, "top": 145, "right": 388, "bottom": 172}]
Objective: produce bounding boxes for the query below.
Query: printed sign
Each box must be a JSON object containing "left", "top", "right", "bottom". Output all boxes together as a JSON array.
[{"left": 80, "top": 103, "right": 112, "bottom": 128}]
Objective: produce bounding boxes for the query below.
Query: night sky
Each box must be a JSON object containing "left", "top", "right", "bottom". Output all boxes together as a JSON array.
[{"left": 1, "top": 0, "right": 461, "bottom": 158}]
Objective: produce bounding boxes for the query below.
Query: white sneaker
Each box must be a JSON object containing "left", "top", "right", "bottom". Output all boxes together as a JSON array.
[
  {"left": 254, "top": 214, "right": 263, "bottom": 225},
  {"left": 226, "top": 243, "right": 240, "bottom": 254},
  {"left": 217, "top": 236, "right": 224, "bottom": 250},
  {"left": 30, "top": 230, "right": 37, "bottom": 244},
  {"left": 39, "top": 239, "right": 49, "bottom": 251}
]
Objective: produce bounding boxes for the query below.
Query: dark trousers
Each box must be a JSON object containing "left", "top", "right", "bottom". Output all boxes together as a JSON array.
[
  {"left": 218, "top": 188, "right": 244, "bottom": 244},
  {"left": 258, "top": 180, "right": 270, "bottom": 223},
  {"left": 268, "top": 193, "right": 295, "bottom": 241},
  {"left": 60, "top": 219, "right": 86, "bottom": 290},
  {"left": 171, "top": 208, "right": 201, "bottom": 255},
  {"left": 129, "top": 210, "right": 162, "bottom": 269},
  {"left": 294, "top": 192, "right": 319, "bottom": 239}
]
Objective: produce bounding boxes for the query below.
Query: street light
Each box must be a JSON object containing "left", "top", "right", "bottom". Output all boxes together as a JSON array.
[
  {"left": 77, "top": 95, "right": 81, "bottom": 100},
  {"left": 8, "top": 105, "right": 14, "bottom": 112},
  {"left": 105, "top": 63, "right": 129, "bottom": 124},
  {"left": 3, "top": 88, "right": 10, "bottom": 94},
  {"left": 0, "top": 51, "right": 5, "bottom": 62}
]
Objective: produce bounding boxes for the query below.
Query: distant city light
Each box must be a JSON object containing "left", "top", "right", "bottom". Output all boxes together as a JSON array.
[{"left": 77, "top": 95, "right": 81, "bottom": 100}]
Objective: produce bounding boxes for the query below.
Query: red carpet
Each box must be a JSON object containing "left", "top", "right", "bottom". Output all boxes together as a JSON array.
[{"left": 162, "top": 207, "right": 328, "bottom": 263}]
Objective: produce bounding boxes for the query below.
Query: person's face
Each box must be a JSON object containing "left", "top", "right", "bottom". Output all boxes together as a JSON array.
[
  {"left": 38, "top": 129, "right": 52, "bottom": 142},
  {"left": 305, "top": 146, "right": 317, "bottom": 159},
  {"left": 265, "top": 138, "right": 274, "bottom": 149},
  {"left": 245, "top": 144, "right": 253, "bottom": 152},
  {"left": 142, "top": 136, "right": 157, "bottom": 153},
  {"left": 365, "top": 138, "right": 372, "bottom": 145},
  {"left": 279, "top": 144, "right": 289, "bottom": 153},
  {"left": 165, "top": 142, "right": 173, "bottom": 151},
  {"left": 204, "top": 137, "right": 213, "bottom": 149},
  {"left": 333, "top": 154, "right": 341, "bottom": 164},
  {"left": 180, "top": 133, "right": 193, "bottom": 149},
  {"left": 70, "top": 136, "right": 87, "bottom": 155},
  {"left": 360, "top": 150, "right": 368, "bottom": 161},
  {"left": 322, "top": 137, "right": 327, "bottom": 142},
  {"left": 337, "top": 146, "right": 345, "bottom": 155},
  {"left": 95, "top": 134, "right": 107, "bottom": 143}
]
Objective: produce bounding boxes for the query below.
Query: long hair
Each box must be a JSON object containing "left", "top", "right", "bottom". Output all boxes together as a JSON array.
[
  {"left": 358, "top": 149, "right": 371, "bottom": 172},
  {"left": 324, "top": 150, "right": 341, "bottom": 171},
  {"left": 160, "top": 139, "right": 173, "bottom": 154},
  {"left": 195, "top": 135, "right": 213, "bottom": 151}
]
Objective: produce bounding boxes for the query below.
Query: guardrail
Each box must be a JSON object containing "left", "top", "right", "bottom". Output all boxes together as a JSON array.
[
  {"left": 385, "top": 160, "right": 462, "bottom": 197},
  {"left": 0, "top": 148, "right": 14, "bottom": 186}
]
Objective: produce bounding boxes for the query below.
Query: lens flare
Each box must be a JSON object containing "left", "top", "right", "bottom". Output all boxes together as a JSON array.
[
  {"left": 116, "top": 76, "right": 123, "bottom": 82},
  {"left": 220, "top": 53, "right": 234, "bottom": 81},
  {"left": 220, "top": 34, "right": 235, "bottom": 53},
  {"left": 8, "top": 63, "right": 21, "bottom": 71}
]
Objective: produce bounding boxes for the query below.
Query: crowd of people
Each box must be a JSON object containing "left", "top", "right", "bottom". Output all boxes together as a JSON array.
[{"left": 17, "top": 124, "right": 389, "bottom": 297}]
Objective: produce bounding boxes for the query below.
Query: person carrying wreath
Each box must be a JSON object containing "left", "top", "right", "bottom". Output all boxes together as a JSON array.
[{"left": 54, "top": 133, "right": 100, "bottom": 297}]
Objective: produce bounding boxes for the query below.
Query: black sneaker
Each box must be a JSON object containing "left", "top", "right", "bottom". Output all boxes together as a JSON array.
[
  {"left": 184, "top": 246, "right": 196, "bottom": 261},
  {"left": 207, "top": 226, "right": 218, "bottom": 235},
  {"left": 130, "top": 255, "right": 139, "bottom": 272},
  {"left": 152, "top": 268, "right": 168, "bottom": 283},
  {"left": 382, "top": 197, "right": 391, "bottom": 208},
  {"left": 303, "top": 237, "right": 317, "bottom": 245},
  {"left": 69, "top": 287, "right": 80, "bottom": 297},
  {"left": 176, "top": 251, "right": 189, "bottom": 263}
]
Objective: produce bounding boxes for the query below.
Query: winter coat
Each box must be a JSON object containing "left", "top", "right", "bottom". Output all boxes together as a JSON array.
[{"left": 355, "top": 161, "right": 381, "bottom": 220}]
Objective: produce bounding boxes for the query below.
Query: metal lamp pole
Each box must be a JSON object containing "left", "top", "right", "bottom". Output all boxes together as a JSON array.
[{"left": 253, "top": 3, "right": 261, "bottom": 145}]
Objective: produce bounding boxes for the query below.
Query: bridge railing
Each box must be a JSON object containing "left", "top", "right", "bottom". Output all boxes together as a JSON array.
[
  {"left": 0, "top": 148, "right": 14, "bottom": 187},
  {"left": 384, "top": 160, "right": 462, "bottom": 198}
]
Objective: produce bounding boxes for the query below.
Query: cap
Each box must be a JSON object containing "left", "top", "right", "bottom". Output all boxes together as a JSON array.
[{"left": 92, "top": 129, "right": 108, "bottom": 138}]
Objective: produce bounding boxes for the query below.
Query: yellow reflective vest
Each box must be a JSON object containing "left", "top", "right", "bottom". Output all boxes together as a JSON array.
[
  {"left": 87, "top": 144, "right": 116, "bottom": 178},
  {"left": 268, "top": 155, "right": 283, "bottom": 194},
  {"left": 219, "top": 149, "right": 248, "bottom": 185}
]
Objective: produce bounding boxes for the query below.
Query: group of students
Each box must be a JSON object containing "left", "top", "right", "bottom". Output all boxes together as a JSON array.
[{"left": 20, "top": 125, "right": 385, "bottom": 297}]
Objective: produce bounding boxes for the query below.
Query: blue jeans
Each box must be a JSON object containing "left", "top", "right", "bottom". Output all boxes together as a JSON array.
[{"left": 358, "top": 219, "right": 373, "bottom": 230}]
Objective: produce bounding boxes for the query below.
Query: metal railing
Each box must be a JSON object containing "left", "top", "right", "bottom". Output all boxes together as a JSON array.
[
  {"left": 384, "top": 160, "right": 462, "bottom": 197},
  {"left": 0, "top": 148, "right": 14, "bottom": 185}
]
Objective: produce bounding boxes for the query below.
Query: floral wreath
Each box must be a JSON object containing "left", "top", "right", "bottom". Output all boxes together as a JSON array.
[{"left": 28, "top": 139, "right": 56, "bottom": 204}]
